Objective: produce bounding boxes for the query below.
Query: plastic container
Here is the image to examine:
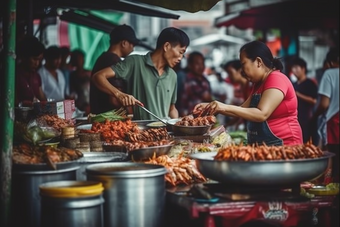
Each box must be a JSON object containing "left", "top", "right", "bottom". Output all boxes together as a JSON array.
[{"left": 40, "top": 181, "right": 105, "bottom": 227}]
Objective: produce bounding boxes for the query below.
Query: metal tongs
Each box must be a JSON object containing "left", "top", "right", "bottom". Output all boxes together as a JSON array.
[
  {"left": 136, "top": 104, "right": 169, "bottom": 125},
  {"left": 192, "top": 107, "right": 211, "bottom": 118}
]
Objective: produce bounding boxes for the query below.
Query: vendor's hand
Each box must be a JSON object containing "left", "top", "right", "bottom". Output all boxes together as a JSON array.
[
  {"left": 115, "top": 91, "right": 143, "bottom": 107},
  {"left": 204, "top": 101, "right": 221, "bottom": 115},
  {"left": 193, "top": 103, "right": 209, "bottom": 116},
  {"left": 193, "top": 101, "right": 221, "bottom": 116}
]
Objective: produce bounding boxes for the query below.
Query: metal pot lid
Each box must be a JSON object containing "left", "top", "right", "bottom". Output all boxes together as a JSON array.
[{"left": 86, "top": 162, "right": 167, "bottom": 178}]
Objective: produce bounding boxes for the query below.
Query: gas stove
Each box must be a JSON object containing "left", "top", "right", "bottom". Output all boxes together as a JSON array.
[{"left": 167, "top": 182, "right": 306, "bottom": 202}]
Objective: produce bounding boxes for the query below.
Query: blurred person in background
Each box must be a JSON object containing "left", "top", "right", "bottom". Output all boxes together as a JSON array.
[
  {"left": 69, "top": 49, "right": 91, "bottom": 114},
  {"left": 206, "top": 66, "right": 234, "bottom": 126},
  {"left": 91, "top": 27, "right": 190, "bottom": 120},
  {"left": 179, "top": 51, "right": 213, "bottom": 117},
  {"left": 315, "top": 56, "right": 331, "bottom": 150},
  {"left": 38, "top": 46, "right": 66, "bottom": 101},
  {"left": 15, "top": 35, "right": 47, "bottom": 106},
  {"left": 174, "top": 61, "right": 188, "bottom": 115},
  {"left": 59, "top": 46, "right": 72, "bottom": 96},
  {"left": 311, "top": 47, "right": 339, "bottom": 182},
  {"left": 90, "top": 24, "right": 139, "bottom": 114},
  {"left": 223, "top": 59, "right": 253, "bottom": 131},
  {"left": 194, "top": 41, "right": 302, "bottom": 146},
  {"left": 290, "top": 57, "right": 318, "bottom": 144},
  {"left": 315, "top": 59, "right": 330, "bottom": 86}
]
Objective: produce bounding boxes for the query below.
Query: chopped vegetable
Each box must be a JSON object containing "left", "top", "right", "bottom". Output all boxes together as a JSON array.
[
  {"left": 228, "top": 131, "right": 247, "bottom": 145},
  {"left": 89, "top": 109, "right": 126, "bottom": 123},
  {"left": 326, "top": 183, "right": 339, "bottom": 190},
  {"left": 25, "top": 126, "right": 44, "bottom": 144}
]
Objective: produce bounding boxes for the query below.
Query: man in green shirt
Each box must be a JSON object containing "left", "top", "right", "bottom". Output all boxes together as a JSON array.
[{"left": 91, "top": 27, "right": 190, "bottom": 120}]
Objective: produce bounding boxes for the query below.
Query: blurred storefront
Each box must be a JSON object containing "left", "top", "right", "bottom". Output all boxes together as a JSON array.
[{"left": 214, "top": 0, "right": 339, "bottom": 77}]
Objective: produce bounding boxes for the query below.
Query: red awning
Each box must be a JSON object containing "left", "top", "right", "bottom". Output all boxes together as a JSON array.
[{"left": 215, "top": 0, "right": 339, "bottom": 30}]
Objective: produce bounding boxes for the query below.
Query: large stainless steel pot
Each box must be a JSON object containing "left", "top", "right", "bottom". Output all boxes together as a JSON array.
[
  {"left": 76, "top": 152, "right": 128, "bottom": 180},
  {"left": 190, "top": 151, "right": 334, "bottom": 186},
  {"left": 86, "top": 162, "right": 167, "bottom": 227},
  {"left": 11, "top": 165, "right": 79, "bottom": 227},
  {"left": 12, "top": 160, "right": 79, "bottom": 171}
]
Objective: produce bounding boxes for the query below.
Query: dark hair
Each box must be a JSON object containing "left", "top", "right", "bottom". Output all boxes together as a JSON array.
[
  {"left": 59, "top": 46, "right": 70, "bottom": 58},
  {"left": 17, "top": 35, "right": 45, "bottom": 58},
  {"left": 70, "top": 49, "right": 85, "bottom": 66},
  {"left": 223, "top": 59, "right": 242, "bottom": 70},
  {"left": 240, "top": 40, "right": 283, "bottom": 71},
  {"left": 326, "top": 47, "right": 339, "bottom": 64},
  {"left": 44, "top": 46, "right": 61, "bottom": 60},
  {"left": 290, "top": 57, "right": 307, "bottom": 70},
  {"left": 109, "top": 24, "right": 139, "bottom": 45},
  {"left": 156, "top": 27, "right": 190, "bottom": 49},
  {"left": 187, "top": 51, "right": 204, "bottom": 65}
]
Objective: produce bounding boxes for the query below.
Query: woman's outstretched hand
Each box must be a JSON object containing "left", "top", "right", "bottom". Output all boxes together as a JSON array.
[{"left": 193, "top": 101, "right": 221, "bottom": 117}]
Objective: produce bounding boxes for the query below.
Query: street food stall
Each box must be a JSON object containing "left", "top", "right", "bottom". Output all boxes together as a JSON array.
[
  {"left": 9, "top": 105, "right": 339, "bottom": 227},
  {"left": 1, "top": 1, "right": 339, "bottom": 227}
]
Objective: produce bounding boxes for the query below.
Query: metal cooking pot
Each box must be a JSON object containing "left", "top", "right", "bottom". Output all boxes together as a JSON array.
[
  {"left": 11, "top": 165, "right": 79, "bottom": 227},
  {"left": 189, "top": 151, "right": 334, "bottom": 186},
  {"left": 12, "top": 160, "right": 79, "bottom": 171},
  {"left": 76, "top": 152, "right": 128, "bottom": 180},
  {"left": 40, "top": 181, "right": 104, "bottom": 227},
  {"left": 86, "top": 162, "right": 167, "bottom": 227}
]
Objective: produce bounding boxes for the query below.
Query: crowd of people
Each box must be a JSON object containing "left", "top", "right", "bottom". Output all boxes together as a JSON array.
[
  {"left": 15, "top": 37, "right": 81, "bottom": 111},
  {"left": 14, "top": 25, "right": 339, "bottom": 181}
]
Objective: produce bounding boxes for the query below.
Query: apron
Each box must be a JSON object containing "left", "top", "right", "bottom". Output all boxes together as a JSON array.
[{"left": 247, "top": 93, "right": 283, "bottom": 146}]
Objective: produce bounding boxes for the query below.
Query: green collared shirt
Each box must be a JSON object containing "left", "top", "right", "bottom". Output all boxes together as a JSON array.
[{"left": 111, "top": 52, "right": 177, "bottom": 120}]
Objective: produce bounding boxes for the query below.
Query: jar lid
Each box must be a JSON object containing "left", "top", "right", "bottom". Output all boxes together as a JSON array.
[{"left": 39, "top": 180, "right": 104, "bottom": 198}]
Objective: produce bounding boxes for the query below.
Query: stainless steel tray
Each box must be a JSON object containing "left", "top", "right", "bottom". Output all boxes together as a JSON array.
[{"left": 189, "top": 151, "right": 334, "bottom": 186}]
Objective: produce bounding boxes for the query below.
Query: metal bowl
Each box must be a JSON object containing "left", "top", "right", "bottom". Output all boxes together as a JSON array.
[
  {"left": 77, "top": 124, "right": 92, "bottom": 130},
  {"left": 128, "top": 144, "right": 173, "bottom": 161},
  {"left": 171, "top": 124, "right": 211, "bottom": 135},
  {"left": 15, "top": 107, "right": 35, "bottom": 122},
  {"left": 167, "top": 119, "right": 212, "bottom": 135},
  {"left": 189, "top": 151, "right": 334, "bottom": 186}
]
